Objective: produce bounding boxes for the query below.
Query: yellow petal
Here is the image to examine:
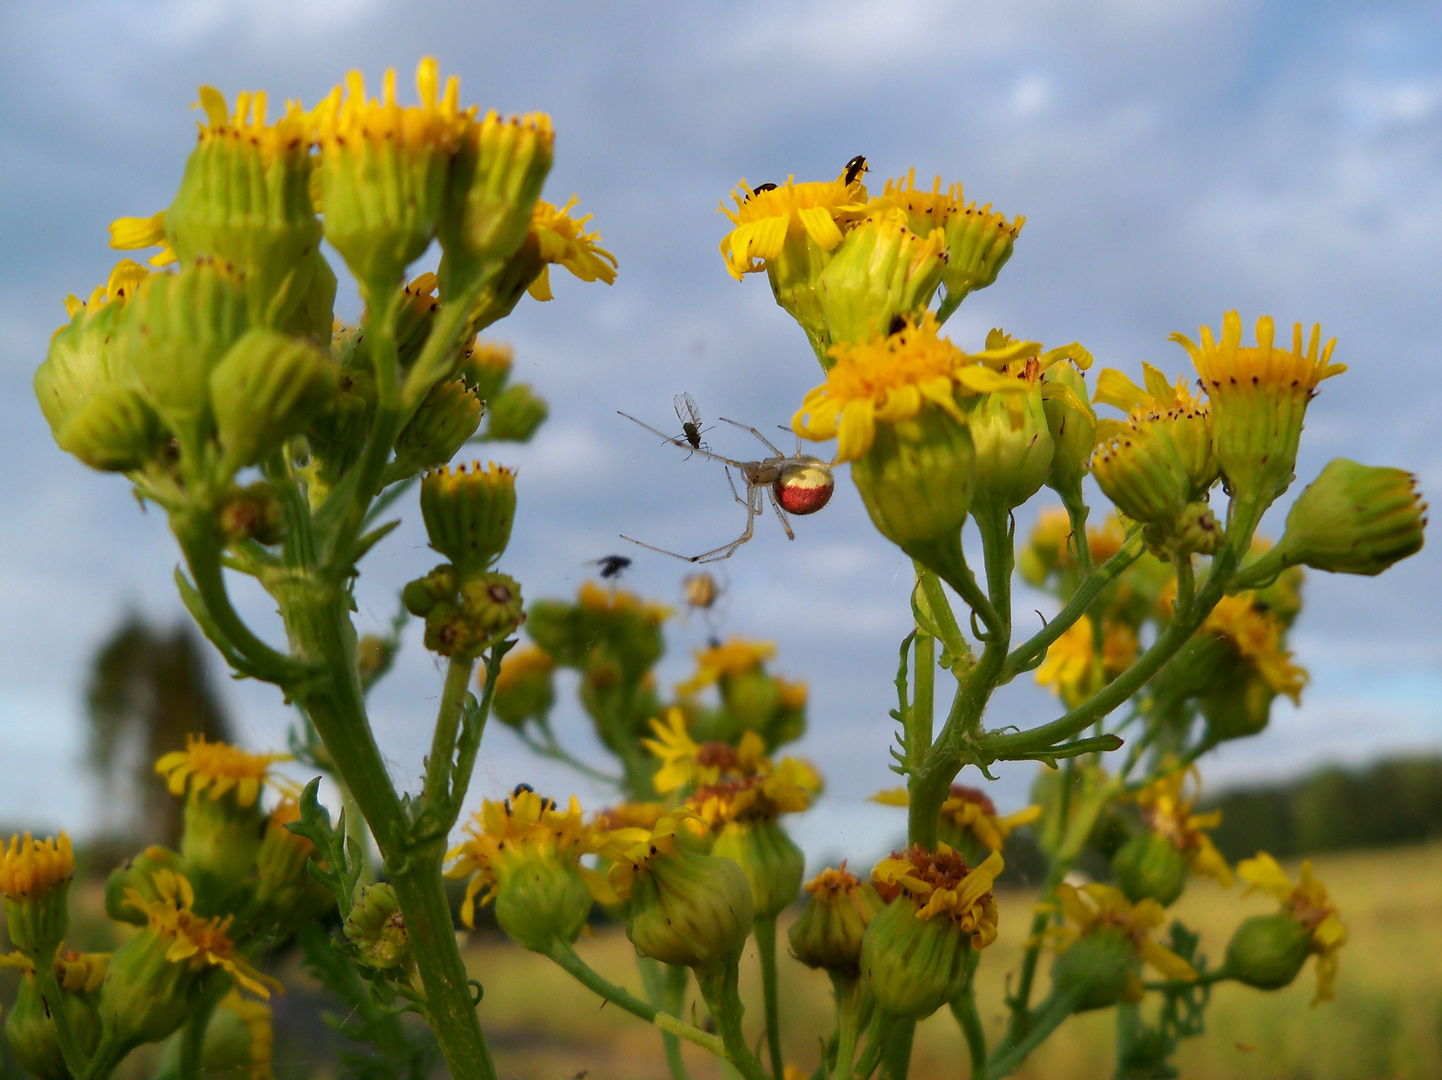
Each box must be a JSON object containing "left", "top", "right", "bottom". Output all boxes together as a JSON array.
[
  {"left": 796, "top": 205, "right": 844, "bottom": 250},
  {"left": 836, "top": 400, "right": 877, "bottom": 463}
]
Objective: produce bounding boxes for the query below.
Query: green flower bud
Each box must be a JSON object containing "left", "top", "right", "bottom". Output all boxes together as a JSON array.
[
  {"left": 492, "top": 646, "right": 556, "bottom": 728},
  {"left": 1225, "top": 912, "right": 1310, "bottom": 990},
  {"left": 119, "top": 259, "right": 249, "bottom": 441},
  {"left": 459, "top": 339, "right": 514, "bottom": 402},
  {"left": 1113, "top": 832, "right": 1188, "bottom": 908},
  {"left": 209, "top": 327, "right": 337, "bottom": 474},
  {"left": 104, "top": 846, "right": 185, "bottom": 927},
  {"left": 55, "top": 384, "right": 168, "bottom": 473},
  {"left": 1171, "top": 501, "right": 1223, "bottom": 557},
  {"left": 967, "top": 363, "right": 1055, "bottom": 519},
  {"left": 938, "top": 201, "right": 1022, "bottom": 313},
  {"left": 626, "top": 844, "right": 754, "bottom": 971},
  {"left": 1092, "top": 416, "right": 1191, "bottom": 528},
  {"left": 402, "top": 564, "right": 456, "bottom": 617},
  {"left": 788, "top": 866, "right": 883, "bottom": 974},
  {"left": 165, "top": 86, "right": 327, "bottom": 331},
  {"left": 711, "top": 818, "right": 804, "bottom": 921},
  {"left": 305, "top": 361, "right": 376, "bottom": 483},
  {"left": 36, "top": 280, "right": 136, "bottom": 439},
  {"left": 395, "top": 272, "right": 441, "bottom": 368},
  {"left": 1273, "top": 459, "right": 1426, "bottom": 576},
  {"left": 344, "top": 883, "right": 411, "bottom": 970},
  {"left": 1201, "top": 670, "right": 1275, "bottom": 743},
  {"left": 1050, "top": 925, "right": 1136, "bottom": 1011},
  {"left": 816, "top": 212, "right": 946, "bottom": 347},
  {"left": 860, "top": 897, "right": 972, "bottom": 1019},
  {"left": 484, "top": 382, "right": 549, "bottom": 442},
  {"left": 99, "top": 926, "right": 197, "bottom": 1049},
  {"left": 395, "top": 379, "right": 484, "bottom": 471},
  {"left": 438, "top": 111, "right": 554, "bottom": 292},
  {"left": 218, "top": 481, "right": 285, "bottom": 546},
  {"left": 495, "top": 857, "right": 593, "bottom": 953},
  {"left": 4, "top": 973, "right": 101, "bottom": 1080},
  {"left": 1042, "top": 360, "right": 1096, "bottom": 505},
  {"left": 0, "top": 834, "right": 74, "bottom": 962},
  {"left": 177, "top": 784, "right": 265, "bottom": 917},
  {"left": 424, "top": 572, "right": 524, "bottom": 658},
  {"left": 421, "top": 463, "right": 517, "bottom": 575}
]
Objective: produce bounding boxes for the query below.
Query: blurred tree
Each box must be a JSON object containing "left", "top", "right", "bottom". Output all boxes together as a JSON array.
[{"left": 84, "top": 615, "right": 234, "bottom": 846}]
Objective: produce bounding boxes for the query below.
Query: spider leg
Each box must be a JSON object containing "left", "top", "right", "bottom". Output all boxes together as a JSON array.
[
  {"left": 618, "top": 412, "right": 747, "bottom": 468},
  {"left": 718, "top": 416, "right": 784, "bottom": 457},
  {"left": 724, "top": 466, "right": 749, "bottom": 508},
  {"left": 766, "top": 485, "right": 796, "bottom": 540}
]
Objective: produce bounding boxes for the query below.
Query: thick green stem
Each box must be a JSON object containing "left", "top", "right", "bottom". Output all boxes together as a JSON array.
[
  {"left": 697, "top": 963, "right": 770, "bottom": 1080},
  {"left": 387, "top": 851, "right": 498, "bottom": 1080},
  {"left": 950, "top": 952, "right": 986, "bottom": 1079},
  {"left": 35, "top": 964, "right": 87, "bottom": 1079},
  {"left": 905, "top": 632, "right": 936, "bottom": 847},
  {"left": 981, "top": 545, "right": 1239, "bottom": 761},
  {"left": 1003, "top": 527, "right": 1144, "bottom": 681},
  {"left": 80, "top": 1033, "right": 127, "bottom": 1080},
  {"left": 1114, "top": 998, "right": 1140, "bottom": 1080},
  {"left": 848, "top": 1013, "right": 884, "bottom": 1080},
  {"left": 423, "top": 657, "right": 477, "bottom": 814},
  {"left": 987, "top": 989, "right": 1079, "bottom": 1079},
  {"left": 878, "top": 1017, "right": 915, "bottom": 1080},
  {"left": 177, "top": 972, "right": 230, "bottom": 1080},
  {"left": 828, "top": 975, "right": 866, "bottom": 1080},
  {"left": 547, "top": 942, "right": 725, "bottom": 1057},
  {"left": 755, "top": 916, "right": 786, "bottom": 1080}
]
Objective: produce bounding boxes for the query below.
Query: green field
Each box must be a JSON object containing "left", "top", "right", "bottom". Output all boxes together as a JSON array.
[{"left": 461, "top": 844, "right": 1442, "bottom": 1080}]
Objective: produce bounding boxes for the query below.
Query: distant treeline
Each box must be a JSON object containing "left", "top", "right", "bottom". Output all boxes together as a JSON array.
[{"left": 1202, "top": 755, "right": 1442, "bottom": 861}]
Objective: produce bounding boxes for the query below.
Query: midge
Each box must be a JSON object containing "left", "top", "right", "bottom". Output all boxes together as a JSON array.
[{"left": 618, "top": 408, "right": 835, "bottom": 563}]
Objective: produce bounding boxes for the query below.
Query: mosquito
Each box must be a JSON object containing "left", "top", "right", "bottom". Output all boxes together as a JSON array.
[
  {"left": 616, "top": 410, "right": 836, "bottom": 563},
  {"left": 673, "top": 392, "right": 712, "bottom": 456}
]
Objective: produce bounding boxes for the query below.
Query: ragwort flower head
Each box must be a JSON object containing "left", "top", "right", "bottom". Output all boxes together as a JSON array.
[
  {"left": 1133, "top": 766, "right": 1233, "bottom": 887},
  {"left": 718, "top": 171, "right": 870, "bottom": 281},
  {"left": 789, "top": 863, "right": 884, "bottom": 973},
  {"left": 870, "top": 787, "right": 1041, "bottom": 856},
  {"left": 642, "top": 708, "right": 768, "bottom": 795},
  {"left": 1236, "top": 853, "right": 1346, "bottom": 1003},
  {"left": 1048, "top": 882, "right": 1197, "bottom": 1009},
  {"left": 689, "top": 755, "right": 823, "bottom": 827},
  {"left": 525, "top": 196, "right": 618, "bottom": 301},
  {"left": 155, "top": 734, "right": 290, "bottom": 809},
  {"left": 872, "top": 845, "right": 1003, "bottom": 942},
  {"left": 0, "top": 832, "right": 75, "bottom": 959}
]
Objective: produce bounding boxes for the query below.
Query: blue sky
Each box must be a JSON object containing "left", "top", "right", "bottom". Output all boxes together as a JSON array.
[{"left": 0, "top": 1, "right": 1438, "bottom": 865}]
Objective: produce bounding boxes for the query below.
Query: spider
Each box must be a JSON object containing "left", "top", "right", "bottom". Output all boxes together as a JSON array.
[{"left": 617, "top": 409, "right": 835, "bottom": 562}]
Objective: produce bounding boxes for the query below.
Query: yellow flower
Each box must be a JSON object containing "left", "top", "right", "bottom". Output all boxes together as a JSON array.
[
  {"left": 155, "top": 735, "right": 291, "bottom": 809},
  {"left": 1132, "top": 767, "right": 1233, "bottom": 887},
  {"left": 1050, "top": 882, "right": 1198, "bottom": 988},
  {"left": 1092, "top": 361, "right": 1208, "bottom": 441},
  {"left": 108, "top": 210, "right": 177, "bottom": 268},
  {"left": 125, "top": 870, "right": 281, "bottom": 997},
  {"left": 576, "top": 580, "right": 673, "bottom": 622},
  {"left": 594, "top": 801, "right": 668, "bottom": 833},
  {"left": 0, "top": 833, "right": 74, "bottom": 898},
  {"left": 792, "top": 313, "right": 1025, "bottom": 462},
  {"left": 445, "top": 788, "right": 647, "bottom": 927},
  {"left": 311, "top": 57, "right": 471, "bottom": 155},
  {"left": 717, "top": 172, "right": 869, "bottom": 280},
  {"left": 1102, "top": 620, "right": 1139, "bottom": 678},
  {"left": 1200, "top": 594, "right": 1308, "bottom": 702},
  {"left": 871, "top": 845, "right": 1003, "bottom": 945},
  {"left": 677, "top": 636, "right": 776, "bottom": 695},
  {"left": 60, "top": 259, "right": 153, "bottom": 323},
  {"left": 1237, "top": 853, "right": 1346, "bottom": 1003},
  {"left": 525, "top": 196, "right": 618, "bottom": 300},
  {"left": 640, "top": 709, "right": 768, "bottom": 794},
  {"left": 689, "top": 756, "right": 824, "bottom": 826},
  {"left": 194, "top": 84, "right": 311, "bottom": 160},
  {"left": 54, "top": 948, "right": 109, "bottom": 993},
  {"left": 216, "top": 989, "right": 275, "bottom": 1080},
  {"left": 1035, "top": 616, "right": 1099, "bottom": 703},
  {"left": 606, "top": 808, "right": 712, "bottom": 901},
  {"left": 870, "top": 787, "right": 1041, "bottom": 852}
]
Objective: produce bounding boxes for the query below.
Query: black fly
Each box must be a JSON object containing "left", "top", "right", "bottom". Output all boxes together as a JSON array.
[{"left": 592, "top": 554, "right": 632, "bottom": 580}]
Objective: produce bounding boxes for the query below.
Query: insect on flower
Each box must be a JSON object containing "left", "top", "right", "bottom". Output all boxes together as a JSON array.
[
  {"left": 617, "top": 408, "right": 835, "bottom": 563},
  {"left": 590, "top": 554, "right": 632, "bottom": 580},
  {"left": 843, "top": 154, "right": 868, "bottom": 185}
]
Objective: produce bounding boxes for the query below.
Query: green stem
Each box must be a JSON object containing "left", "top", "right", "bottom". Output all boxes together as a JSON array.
[
  {"left": 878, "top": 1017, "right": 915, "bottom": 1080},
  {"left": 663, "top": 963, "right": 695, "bottom": 1080},
  {"left": 35, "top": 964, "right": 87, "bottom": 1079},
  {"left": 387, "top": 850, "right": 499, "bottom": 1080},
  {"left": 980, "top": 545, "right": 1239, "bottom": 761},
  {"left": 1175, "top": 555, "right": 1196, "bottom": 614},
  {"left": 1063, "top": 493, "right": 1094, "bottom": 576},
  {"left": 1002, "top": 526, "right": 1143, "bottom": 681},
  {"left": 1141, "top": 968, "right": 1231, "bottom": 992},
  {"left": 422, "top": 656, "right": 477, "bottom": 813},
  {"left": 177, "top": 971, "right": 230, "bottom": 1080},
  {"left": 828, "top": 974, "right": 866, "bottom": 1080},
  {"left": 518, "top": 726, "right": 622, "bottom": 786},
  {"left": 848, "top": 1012, "right": 884, "bottom": 1080},
  {"left": 1114, "top": 998, "right": 1140, "bottom": 1080},
  {"left": 987, "top": 989, "right": 1079, "bottom": 1078},
  {"left": 80, "top": 1033, "right": 127, "bottom": 1080},
  {"left": 905, "top": 632, "right": 936, "bottom": 846},
  {"left": 546, "top": 941, "right": 725, "bottom": 1057},
  {"left": 950, "top": 952, "right": 986, "bottom": 1079},
  {"left": 755, "top": 915, "right": 786, "bottom": 1080},
  {"left": 696, "top": 963, "right": 770, "bottom": 1080}
]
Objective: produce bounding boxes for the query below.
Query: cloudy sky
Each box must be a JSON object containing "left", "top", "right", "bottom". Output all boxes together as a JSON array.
[{"left": 0, "top": 1, "right": 1438, "bottom": 863}]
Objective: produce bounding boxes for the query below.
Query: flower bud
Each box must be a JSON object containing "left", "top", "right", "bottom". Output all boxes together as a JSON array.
[
  {"left": 420, "top": 462, "right": 517, "bottom": 576},
  {"left": 1050, "top": 925, "right": 1137, "bottom": 1011},
  {"left": 395, "top": 379, "right": 484, "bottom": 471},
  {"left": 459, "top": 339, "right": 513, "bottom": 402},
  {"left": 4, "top": 971, "right": 102, "bottom": 1080},
  {"left": 1225, "top": 912, "right": 1310, "bottom": 990},
  {"left": 218, "top": 481, "right": 285, "bottom": 546},
  {"left": 104, "top": 846, "right": 186, "bottom": 926},
  {"left": 313, "top": 61, "right": 470, "bottom": 292},
  {"left": 395, "top": 272, "right": 441, "bottom": 368},
  {"left": 0, "top": 833, "right": 74, "bottom": 961},
  {"left": 495, "top": 857, "right": 594, "bottom": 953},
  {"left": 492, "top": 646, "right": 556, "bottom": 728},
  {"left": 185, "top": 990, "right": 274, "bottom": 1080},
  {"left": 248, "top": 801, "right": 335, "bottom": 942},
  {"left": 860, "top": 897, "right": 972, "bottom": 1020},
  {"left": 165, "top": 86, "right": 327, "bottom": 331},
  {"left": 59, "top": 385, "right": 169, "bottom": 474},
  {"left": 1273, "top": 459, "right": 1426, "bottom": 576},
  {"left": 1042, "top": 360, "right": 1096, "bottom": 505},
  {"left": 1092, "top": 417, "right": 1191, "bottom": 528},
  {"left": 305, "top": 356, "right": 377, "bottom": 483},
  {"left": 1169, "top": 501, "right": 1223, "bottom": 557},
  {"left": 424, "top": 572, "right": 525, "bottom": 658},
  {"left": 788, "top": 865, "right": 883, "bottom": 974},
  {"left": 966, "top": 358, "right": 1054, "bottom": 519},
  {"left": 938, "top": 199, "right": 1022, "bottom": 315},
  {"left": 209, "top": 327, "right": 337, "bottom": 474},
  {"left": 1112, "top": 832, "right": 1188, "bottom": 908},
  {"left": 1201, "top": 670, "right": 1275, "bottom": 743},
  {"left": 484, "top": 382, "right": 549, "bottom": 442},
  {"left": 815, "top": 211, "right": 946, "bottom": 346},
  {"left": 344, "top": 883, "right": 411, "bottom": 970},
  {"left": 402, "top": 564, "right": 456, "bottom": 617},
  {"left": 625, "top": 838, "right": 754, "bottom": 971},
  {"left": 438, "top": 110, "right": 554, "bottom": 291},
  {"left": 710, "top": 818, "right": 805, "bottom": 921}
]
